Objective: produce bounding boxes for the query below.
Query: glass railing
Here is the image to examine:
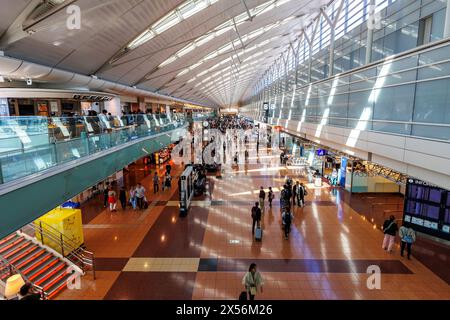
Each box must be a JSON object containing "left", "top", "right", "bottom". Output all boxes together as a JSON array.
[{"left": 0, "top": 113, "right": 186, "bottom": 184}]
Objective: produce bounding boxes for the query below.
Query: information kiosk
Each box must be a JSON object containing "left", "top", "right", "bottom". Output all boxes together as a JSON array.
[{"left": 179, "top": 165, "right": 195, "bottom": 217}]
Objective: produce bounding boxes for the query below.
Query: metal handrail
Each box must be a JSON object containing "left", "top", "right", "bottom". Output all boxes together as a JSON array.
[
  {"left": 20, "top": 222, "right": 96, "bottom": 279},
  {"left": 0, "top": 254, "right": 47, "bottom": 300}
]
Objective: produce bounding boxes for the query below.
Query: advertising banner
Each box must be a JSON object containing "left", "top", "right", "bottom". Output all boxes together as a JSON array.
[{"left": 339, "top": 157, "right": 348, "bottom": 187}]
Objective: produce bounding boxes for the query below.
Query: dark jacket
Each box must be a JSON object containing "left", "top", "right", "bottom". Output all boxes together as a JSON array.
[
  {"left": 259, "top": 190, "right": 266, "bottom": 200},
  {"left": 383, "top": 219, "right": 398, "bottom": 236},
  {"left": 251, "top": 206, "right": 262, "bottom": 221}
]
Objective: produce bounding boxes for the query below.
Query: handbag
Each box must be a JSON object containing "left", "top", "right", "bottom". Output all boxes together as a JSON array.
[
  {"left": 249, "top": 273, "right": 257, "bottom": 295},
  {"left": 403, "top": 235, "right": 413, "bottom": 243}
]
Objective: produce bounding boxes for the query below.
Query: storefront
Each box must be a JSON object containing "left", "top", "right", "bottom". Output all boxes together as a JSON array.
[{"left": 0, "top": 89, "right": 115, "bottom": 116}]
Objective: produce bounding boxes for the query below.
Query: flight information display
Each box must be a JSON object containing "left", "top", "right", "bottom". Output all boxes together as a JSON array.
[{"left": 403, "top": 179, "right": 450, "bottom": 240}]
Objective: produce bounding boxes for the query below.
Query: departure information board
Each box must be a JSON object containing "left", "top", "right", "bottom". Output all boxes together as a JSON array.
[{"left": 403, "top": 179, "right": 450, "bottom": 240}]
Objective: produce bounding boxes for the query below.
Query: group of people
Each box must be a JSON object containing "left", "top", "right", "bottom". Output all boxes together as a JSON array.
[
  {"left": 250, "top": 178, "right": 309, "bottom": 240},
  {"left": 102, "top": 164, "right": 173, "bottom": 212},
  {"left": 153, "top": 170, "right": 172, "bottom": 193},
  {"left": 382, "top": 215, "right": 417, "bottom": 260}
]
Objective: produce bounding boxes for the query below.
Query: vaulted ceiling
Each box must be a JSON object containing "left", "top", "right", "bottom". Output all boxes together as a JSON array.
[{"left": 0, "top": 0, "right": 330, "bottom": 107}]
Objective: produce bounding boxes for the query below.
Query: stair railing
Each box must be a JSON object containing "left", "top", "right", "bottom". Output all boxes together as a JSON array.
[
  {"left": 20, "top": 222, "right": 96, "bottom": 280},
  {"left": 0, "top": 254, "right": 47, "bottom": 300}
]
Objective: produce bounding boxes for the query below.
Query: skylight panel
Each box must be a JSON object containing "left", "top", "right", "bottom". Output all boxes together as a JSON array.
[
  {"left": 159, "top": 56, "right": 177, "bottom": 68},
  {"left": 125, "top": 0, "right": 221, "bottom": 52},
  {"left": 128, "top": 30, "right": 155, "bottom": 50}
]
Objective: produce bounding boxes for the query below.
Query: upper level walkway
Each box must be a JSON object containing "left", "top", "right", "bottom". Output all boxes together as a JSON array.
[{"left": 0, "top": 114, "right": 187, "bottom": 238}]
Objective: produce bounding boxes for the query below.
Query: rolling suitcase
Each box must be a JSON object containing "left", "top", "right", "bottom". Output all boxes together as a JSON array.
[{"left": 255, "top": 226, "right": 263, "bottom": 241}]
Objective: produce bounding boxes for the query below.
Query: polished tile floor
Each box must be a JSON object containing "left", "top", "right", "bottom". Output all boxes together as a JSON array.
[{"left": 56, "top": 148, "right": 450, "bottom": 300}]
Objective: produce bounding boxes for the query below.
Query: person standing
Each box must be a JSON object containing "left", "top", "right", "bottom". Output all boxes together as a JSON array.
[
  {"left": 382, "top": 215, "right": 399, "bottom": 253},
  {"left": 135, "top": 183, "right": 146, "bottom": 209},
  {"left": 119, "top": 186, "right": 127, "bottom": 210},
  {"left": 268, "top": 187, "right": 274, "bottom": 208},
  {"left": 108, "top": 186, "right": 117, "bottom": 212},
  {"left": 282, "top": 209, "right": 294, "bottom": 240},
  {"left": 153, "top": 172, "right": 160, "bottom": 193},
  {"left": 258, "top": 187, "right": 266, "bottom": 213},
  {"left": 242, "top": 263, "right": 264, "bottom": 301},
  {"left": 399, "top": 224, "right": 416, "bottom": 260},
  {"left": 251, "top": 202, "right": 262, "bottom": 235}
]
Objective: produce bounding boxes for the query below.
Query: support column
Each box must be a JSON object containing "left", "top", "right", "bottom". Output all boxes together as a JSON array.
[
  {"left": 104, "top": 97, "right": 121, "bottom": 116},
  {"left": 365, "top": 0, "right": 375, "bottom": 64},
  {"left": 444, "top": 0, "right": 450, "bottom": 38}
]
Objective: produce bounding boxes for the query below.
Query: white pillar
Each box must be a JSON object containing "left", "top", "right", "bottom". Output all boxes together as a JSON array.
[
  {"left": 365, "top": 0, "right": 376, "bottom": 64},
  {"left": 444, "top": 0, "right": 450, "bottom": 38},
  {"left": 104, "top": 97, "right": 121, "bottom": 116}
]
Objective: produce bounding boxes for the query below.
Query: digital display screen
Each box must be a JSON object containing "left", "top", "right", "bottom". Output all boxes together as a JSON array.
[
  {"left": 405, "top": 201, "right": 440, "bottom": 220},
  {"left": 316, "top": 149, "right": 328, "bottom": 156},
  {"left": 408, "top": 185, "right": 442, "bottom": 203}
]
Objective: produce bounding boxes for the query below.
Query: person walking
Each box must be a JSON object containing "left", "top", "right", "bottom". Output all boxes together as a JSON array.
[
  {"left": 103, "top": 182, "right": 110, "bottom": 208},
  {"left": 135, "top": 183, "right": 146, "bottom": 209},
  {"left": 258, "top": 187, "right": 266, "bottom": 213},
  {"left": 242, "top": 263, "right": 264, "bottom": 301},
  {"left": 382, "top": 215, "right": 399, "bottom": 253},
  {"left": 251, "top": 202, "right": 262, "bottom": 235},
  {"left": 108, "top": 186, "right": 117, "bottom": 212},
  {"left": 129, "top": 185, "right": 137, "bottom": 210},
  {"left": 268, "top": 187, "right": 274, "bottom": 208},
  {"left": 282, "top": 209, "right": 294, "bottom": 240},
  {"left": 165, "top": 172, "right": 172, "bottom": 190},
  {"left": 399, "top": 224, "right": 416, "bottom": 260},
  {"left": 153, "top": 172, "right": 160, "bottom": 193},
  {"left": 292, "top": 181, "right": 299, "bottom": 206},
  {"left": 119, "top": 186, "right": 127, "bottom": 210},
  {"left": 298, "top": 183, "right": 307, "bottom": 207}
]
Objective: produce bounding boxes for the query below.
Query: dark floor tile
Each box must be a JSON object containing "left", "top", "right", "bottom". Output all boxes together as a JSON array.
[
  {"left": 198, "top": 258, "right": 218, "bottom": 272},
  {"left": 104, "top": 272, "right": 196, "bottom": 300},
  {"left": 132, "top": 206, "right": 209, "bottom": 257},
  {"left": 216, "top": 259, "right": 413, "bottom": 274},
  {"left": 94, "top": 258, "right": 129, "bottom": 271}
]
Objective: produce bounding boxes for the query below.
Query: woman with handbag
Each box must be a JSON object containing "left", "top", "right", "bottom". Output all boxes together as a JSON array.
[
  {"left": 382, "top": 215, "right": 398, "bottom": 253},
  {"left": 399, "top": 224, "right": 416, "bottom": 260},
  {"left": 242, "top": 263, "right": 264, "bottom": 300}
]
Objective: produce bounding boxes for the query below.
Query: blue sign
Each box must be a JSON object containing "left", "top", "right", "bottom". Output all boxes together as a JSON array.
[
  {"left": 339, "top": 157, "right": 348, "bottom": 187},
  {"left": 316, "top": 149, "right": 328, "bottom": 156}
]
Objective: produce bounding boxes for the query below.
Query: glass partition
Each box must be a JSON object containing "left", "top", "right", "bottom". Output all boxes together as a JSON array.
[{"left": 0, "top": 115, "right": 186, "bottom": 184}]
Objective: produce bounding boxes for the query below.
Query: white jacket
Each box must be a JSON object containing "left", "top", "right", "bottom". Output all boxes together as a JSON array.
[
  {"left": 399, "top": 226, "right": 416, "bottom": 243},
  {"left": 242, "top": 271, "right": 264, "bottom": 290}
]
